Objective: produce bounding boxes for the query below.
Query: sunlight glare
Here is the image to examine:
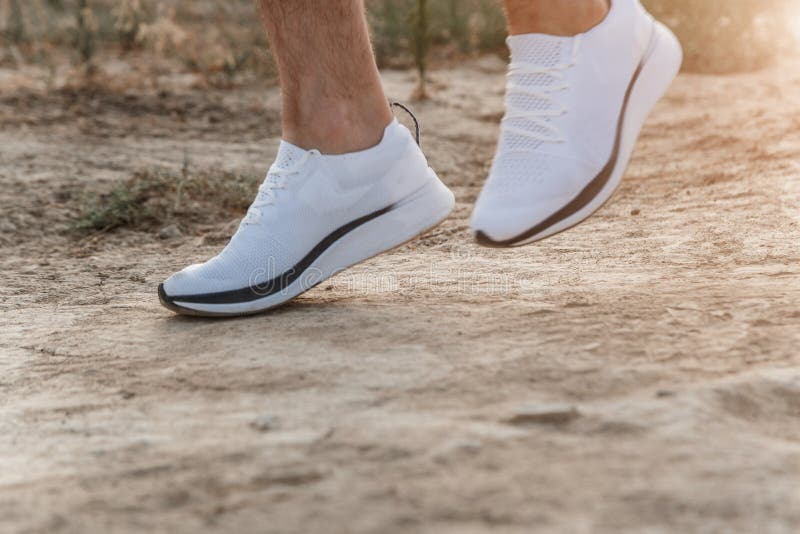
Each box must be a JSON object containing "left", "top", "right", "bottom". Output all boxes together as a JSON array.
[{"left": 791, "top": 8, "right": 800, "bottom": 42}]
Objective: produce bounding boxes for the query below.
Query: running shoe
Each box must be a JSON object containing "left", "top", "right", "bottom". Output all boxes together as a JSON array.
[
  {"left": 159, "top": 119, "right": 454, "bottom": 316},
  {"left": 471, "top": 0, "right": 682, "bottom": 247}
]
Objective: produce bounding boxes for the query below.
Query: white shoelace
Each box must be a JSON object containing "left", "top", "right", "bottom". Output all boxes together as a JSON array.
[
  {"left": 502, "top": 37, "right": 582, "bottom": 144},
  {"left": 242, "top": 149, "right": 319, "bottom": 225}
]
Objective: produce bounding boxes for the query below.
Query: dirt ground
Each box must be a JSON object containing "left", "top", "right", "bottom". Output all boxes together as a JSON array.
[{"left": 2, "top": 57, "right": 800, "bottom": 533}]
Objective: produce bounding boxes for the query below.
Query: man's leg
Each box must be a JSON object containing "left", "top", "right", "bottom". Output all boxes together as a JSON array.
[
  {"left": 158, "top": 1, "right": 454, "bottom": 317},
  {"left": 504, "top": 0, "right": 609, "bottom": 37},
  {"left": 471, "top": 0, "right": 683, "bottom": 247},
  {"left": 257, "top": 0, "right": 392, "bottom": 154}
]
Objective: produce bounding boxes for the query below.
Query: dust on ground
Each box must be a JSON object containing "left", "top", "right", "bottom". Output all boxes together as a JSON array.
[{"left": 1, "top": 57, "right": 800, "bottom": 533}]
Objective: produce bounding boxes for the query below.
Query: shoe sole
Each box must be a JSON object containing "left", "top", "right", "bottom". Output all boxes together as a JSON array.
[
  {"left": 475, "top": 21, "right": 683, "bottom": 248},
  {"left": 159, "top": 170, "right": 455, "bottom": 317}
]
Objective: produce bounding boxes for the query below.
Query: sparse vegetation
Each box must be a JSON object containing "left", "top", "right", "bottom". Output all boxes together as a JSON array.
[
  {"left": 74, "top": 0, "right": 96, "bottom": 68},
  {"left": 112, "top": 0, "right": 147, "bottom": 51},
  {"left": 5, "top": 0, "right": 25, "bottom": 43},
  {"left": 410, "top": 0, "right": 430, "bottom": 100},
  {"left": 74, "top": 166, "right": 259, "bottom": 234},
  {"left": 369, "top": 0, "right": 508, "bottom": 69},
  {"left": 1, "top": 0, "right": 798, "bottom": 88}
]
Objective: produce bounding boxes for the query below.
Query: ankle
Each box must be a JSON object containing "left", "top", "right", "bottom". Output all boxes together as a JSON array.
[
  {"left": 281, "top": 94, "right": 393, "bottom": 155},
  {"left": 506, "top": 0, "right": 610, "bottom": 37}
]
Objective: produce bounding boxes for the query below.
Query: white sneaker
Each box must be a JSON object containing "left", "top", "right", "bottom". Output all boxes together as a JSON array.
[
  {"left": 471, "top": 0, "right": 682, "bottom": 247},
  {"left": 159, "top": 119, "right": 454, "bottom": 316}
]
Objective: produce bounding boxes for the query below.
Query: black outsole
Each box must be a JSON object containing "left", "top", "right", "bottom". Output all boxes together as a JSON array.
[
  {"left": 472, "top": 177, "right": 623, "bottom": 249},
  {"left": 158, "top": 283, "right": 283, "bottom": 318},
  {"left": 156, "top": 208, "right": 453, "bottom": 318}
]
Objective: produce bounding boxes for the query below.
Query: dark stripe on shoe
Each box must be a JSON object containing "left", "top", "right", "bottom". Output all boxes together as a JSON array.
[
  {"left": 160, "top": 203, "right": 395, "bottom": 306},
  {"left": 476, "top": 42, "right": 653, "bottom": 248}
]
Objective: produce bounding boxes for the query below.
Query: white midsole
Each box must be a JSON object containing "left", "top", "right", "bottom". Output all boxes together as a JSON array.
[
  {"left": 173, "top": 170, "right": 455, "bottom": 315},
  {"left": 517, "top": 21, "right": 683, "bottom": 245}
]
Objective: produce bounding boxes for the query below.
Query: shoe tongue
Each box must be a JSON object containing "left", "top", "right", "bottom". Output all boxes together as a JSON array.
[
  {"left": 274, "top": 140, "right": 308, "bottom": 170},
  {"left": 506, "top": 33, "right": 573, "bottom": 67}
]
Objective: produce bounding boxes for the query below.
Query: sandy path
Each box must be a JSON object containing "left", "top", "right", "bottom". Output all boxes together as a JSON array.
[{"left": 1, "top": 59, "right": 800, "bottom": 533}]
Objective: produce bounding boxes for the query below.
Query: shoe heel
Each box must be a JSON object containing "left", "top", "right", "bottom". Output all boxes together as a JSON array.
[
  {"left": 635, "top": 22, "right": 683, "bottom": 117},
  {"left": 312, "top": 170, "right": 454, "bottom": 277},
  {"left": 361, "top": 169, "right": 455, "bottom": 251},
  {"left": 619, "top": 21, "right": 682, "bottom": 160}
]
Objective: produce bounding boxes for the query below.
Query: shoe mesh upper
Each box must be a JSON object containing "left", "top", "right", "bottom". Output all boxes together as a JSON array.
[
  {"left": 483, "top": 36, "right": 572, "bottom": 200},
  {"left": 488, "top": 154, "right": 553, "bottom": 195},
  {"left": 501, "top": 37, "right": 567, "bottom": 153},
  {"left": 274, "top": 143, "right": 305, "bottom": 169}
]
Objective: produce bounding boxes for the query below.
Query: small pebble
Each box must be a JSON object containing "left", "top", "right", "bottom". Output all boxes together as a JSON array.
[
  {"left": 507, "top": 403, "right": 581, "bottom": 426},
  {"left": 158, "top": 224, "right": 182, "bottom": 239},
  {"left": 250, "top": 415, "right": 279, "bottom": 432},
  {"left": 0, "top": 220, "right": 18, "bottom": 233}
]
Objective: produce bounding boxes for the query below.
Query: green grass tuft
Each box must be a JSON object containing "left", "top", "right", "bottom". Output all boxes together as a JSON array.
[{"left": 73, "top": 167, "right": 260, "bottom": 234}]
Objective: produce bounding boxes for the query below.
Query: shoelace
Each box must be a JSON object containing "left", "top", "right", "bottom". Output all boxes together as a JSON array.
[
  {"left": 502, "top": 36, "right": 582, "bottom": 144},
  {"left": 390, "top": 101, "right": 420, "bottom": 146},
  {"left": 242, "top": 149, "right": 319, "bottom": 225}
]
